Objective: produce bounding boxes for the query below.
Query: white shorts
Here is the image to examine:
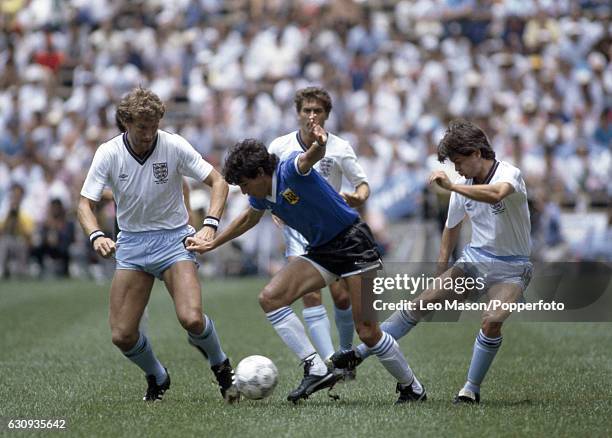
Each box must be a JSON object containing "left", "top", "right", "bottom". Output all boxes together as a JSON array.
[
  {"left": 116, "top": 225, "right": 198, "bottom": 279},
  {"left": 455, "top": 246, "right": 533, "bottom": 293},
  {"left": 282, "top": 225, "right": 308, "bottom": 258}
]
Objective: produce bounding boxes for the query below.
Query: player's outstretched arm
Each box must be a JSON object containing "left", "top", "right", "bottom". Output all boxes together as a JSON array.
[
  {"left": 429, "top": 170, "right": 514, "bottom": 204},
  {"left": 77, "top": 195, "right": 116, "bottom": 258},
  {"left": 297, "top": 123, "right": 327, "bottom": 174},
  {"left": 186, "top": 207, "right": 264, "bottom": 254},
  {"left": 202, "top": 168, "right": 229, "bottom": 219},
  {"left": 194, "top": 169, "right": 230, "bottom": 242}
]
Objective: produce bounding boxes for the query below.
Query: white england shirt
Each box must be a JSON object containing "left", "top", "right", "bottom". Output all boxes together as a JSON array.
[
  {"left": 445, "top": 160, "right": 531, "bottom": 257},
  {"left": 268, "top": 130, "right": 367, "bottom": 192},
  {"left": 81, "top": 130, "right": 213, "bottom": 232}
]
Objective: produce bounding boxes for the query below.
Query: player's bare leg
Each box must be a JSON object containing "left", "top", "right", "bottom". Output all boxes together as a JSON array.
[
  {"left": 259, "top": 258, "right": 339, "bottom": 402},
  {"left": 163, "top": 260, "right": 238, "bottom": 403},
  {"left": 109, "top": 270, "right": 169, "bottom": 401}
]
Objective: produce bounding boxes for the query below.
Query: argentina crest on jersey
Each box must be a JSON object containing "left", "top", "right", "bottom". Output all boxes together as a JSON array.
[
  {"left": 281, "top": 188, "right": 300, "bottom": 205},
  {"left": 152, "top": 162, "right": 168, "bottom": 184}
]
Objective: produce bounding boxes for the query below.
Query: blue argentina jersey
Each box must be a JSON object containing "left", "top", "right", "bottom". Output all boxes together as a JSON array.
[{"left": 249, "top": 151, "right": 358, "bottom": 247}]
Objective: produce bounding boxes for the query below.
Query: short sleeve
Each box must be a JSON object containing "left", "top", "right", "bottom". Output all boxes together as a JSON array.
[
  {"left": 80, "top": 145, "right": 111, "bottom": 202},
  {"left": 268, "top": 137, "right": 281, "bottom": 156},
  {"left": 340, "top": 141, "right": 368, "bottom": 187},
  {"left": 495, "top": 164, "right": 521, "bottom": 193},
  {"left": 175, "top": 134, "right": 213, "bottom": 181},
  {"left": 282, "top": 151, "right": 310, "bottom": 179},
  {"left": 445, "top": 191, "right": 466, "bottom": 228}
]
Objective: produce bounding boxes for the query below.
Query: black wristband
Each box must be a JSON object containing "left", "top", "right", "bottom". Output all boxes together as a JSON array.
[
  {"left": 89, "top": 230, "right": 106, "bottom": 247},
  {"left": 202, "top": 216, "right": 219, "bottom": 230}
]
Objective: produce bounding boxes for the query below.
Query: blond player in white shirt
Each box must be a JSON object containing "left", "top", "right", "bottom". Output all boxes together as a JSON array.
[
  {"left": 331, "top": 119, "right": 533, "bottom": 405},
  {"left": 78, "top": 88, "right": 239, "bottom": 403},
  {"left": 268, "top": 87, "right": 370, "bottom": 374}
]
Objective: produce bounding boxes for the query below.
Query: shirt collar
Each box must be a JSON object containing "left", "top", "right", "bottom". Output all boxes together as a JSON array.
[{"left": 265, "top": 167, "right": 278, "bottom": 203}]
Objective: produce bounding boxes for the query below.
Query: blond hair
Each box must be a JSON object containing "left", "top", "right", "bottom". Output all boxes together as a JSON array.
[{"left": 116, "top": 87, "right": 165, "bottom": 125}]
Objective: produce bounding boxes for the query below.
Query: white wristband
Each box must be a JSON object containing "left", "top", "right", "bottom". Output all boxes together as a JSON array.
[
  {"left": 89, "top": 230, "right": 106, "bottom": 246},
  {"left": 203, "top": 216, "right": 219, "bottom": 229}
]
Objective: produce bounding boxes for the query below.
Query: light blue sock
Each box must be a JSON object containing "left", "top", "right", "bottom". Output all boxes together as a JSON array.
[
  {"left": 303, "top": 305, "right": 335, "bottom": 360},
  {"left": 464, "top": 329, "right": 503, "bottom": 394},
  {"left": 123, "top": 332, "right": 167, "bottom": 385},
  {"left": 188, "top": 314, "right": 228, "bottom": 367},
  {"left": 355, "top": 309, "right": 418, "bottom": 359},
  {"left": 334, "top": 305, "right": 354, "bottom": 351}
]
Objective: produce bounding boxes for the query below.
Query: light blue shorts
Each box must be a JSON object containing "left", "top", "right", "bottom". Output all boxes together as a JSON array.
[
  {"left": 283, "top": 225, "right": 308, "bottom": 258},
  {"left": 116, "top": 225, "right": 197, "bottom": 279},
  {"left": 455, "top": 246, "right": 533, "bottom": 293}
]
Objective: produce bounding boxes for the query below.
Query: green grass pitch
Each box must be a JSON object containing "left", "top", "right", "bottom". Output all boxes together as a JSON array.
[{"left": 1, "top": 278, "right": 611, "bottom": 437}]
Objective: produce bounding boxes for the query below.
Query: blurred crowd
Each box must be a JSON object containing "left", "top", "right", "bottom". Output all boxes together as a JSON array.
[{"left": 0, "top": 0, "right": 610, "bottom": 279}]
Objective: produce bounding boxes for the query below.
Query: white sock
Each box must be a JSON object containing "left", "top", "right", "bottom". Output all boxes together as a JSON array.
[
  {"left": 303, "top": 305, "right": 334, "bottom": 360},
  {"left": 266, "top": 307, "right": 327, "bottom": 376},
  {"left": 370, "top": 331, "right": 421, "bottom": 393},
  {"left": 355, "top": 309, "right": 418, "bottom": 359}
]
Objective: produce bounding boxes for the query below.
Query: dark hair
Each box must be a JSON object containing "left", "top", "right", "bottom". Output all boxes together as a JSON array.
[
  {"left": 294, "top": 87, "right": 332, "bottom": 115},
  {"left": 116, "top": 87, "right": 165, "bottom": 126},
  {"left": 437, "top": 119, "right": 495, "bottom": 162},
  {"left": 223, "top": 138, "right": 279, "bottom": 185}
]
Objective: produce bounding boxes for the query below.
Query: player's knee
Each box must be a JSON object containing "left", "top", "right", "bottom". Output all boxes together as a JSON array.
[
  {"left": 111, "top": 329, "right": 139, "bottom": 352},
  {"left": 332, "top": 293, "right": 350, "bottom": 310},
  {"left": 355, "top": 322, "right": 380, "bottom": 347},
  {"left": 302, "top": 291, "right": 322, "bottom": 307},
  {"left": 259, "top": 287, "right": 286, "bottom": 313},
  {"left": 481, "top": 320, "right": 503, "bottom": 338},
  {"left": 178, "top": 310, "right": 204, "bottom": 334}
]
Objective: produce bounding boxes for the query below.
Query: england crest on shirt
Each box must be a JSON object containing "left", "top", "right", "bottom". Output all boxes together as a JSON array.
[
  {"left": 153, "top": 162, "right": 168, "bottom": 184},
  {"left": 491, "top": 201, "right": 506, "bottom": 215},
  {"left": 317, "top": 157, "right": 334, "bottom": 178}
]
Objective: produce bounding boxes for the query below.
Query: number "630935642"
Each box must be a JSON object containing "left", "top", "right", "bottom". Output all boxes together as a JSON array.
[{"left": 8, "top": 419, "right": 66, "bottom": 429}]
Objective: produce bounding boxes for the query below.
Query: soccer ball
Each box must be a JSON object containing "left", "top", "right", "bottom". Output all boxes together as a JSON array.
[{"left": 235, "top": 355, "right": 279, "bottom": 400}]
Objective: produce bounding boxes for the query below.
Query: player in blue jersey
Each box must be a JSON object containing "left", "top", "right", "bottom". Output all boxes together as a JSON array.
[
  {"left": 268, "top": 87, "right": 369, "bottom": 377},
  {"left": 187, "top": 127, "right": 426, "bottom": 404},
  {"left": 330, "top": 119, "right": 533, "bottom": 404}
]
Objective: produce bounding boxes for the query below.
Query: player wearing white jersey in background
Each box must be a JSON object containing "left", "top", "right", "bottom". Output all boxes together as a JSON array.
[
  {"left": 78, "top": 88, "right": 239, "bottom": 403},
  {"left": 268, "top": 87, "right": 369, "bottom": 372},
  {"left": 331, "top": 119, "right": 533, "bottom": 404}
]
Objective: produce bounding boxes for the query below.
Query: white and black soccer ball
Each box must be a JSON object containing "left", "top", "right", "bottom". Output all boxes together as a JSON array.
[{"left": 235, "top": 355, "right": 278, "bottom": 400}]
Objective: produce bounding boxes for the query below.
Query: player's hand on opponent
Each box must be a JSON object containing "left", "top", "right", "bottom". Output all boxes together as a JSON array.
[
  {"left": 94, "top": 237, "right": 116, "bottom": 258},
  {"left": 185, "top": 235, "right": 216, "bottom": 254},
  {"left": 195, "top": 226, "right": 216, "bottom": 243},
  {"left": 340, "top": 191, "right": 366, "bottom": 207},
  {"left": 429, "top": 170, "right": 453, "bottom": 191}
]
